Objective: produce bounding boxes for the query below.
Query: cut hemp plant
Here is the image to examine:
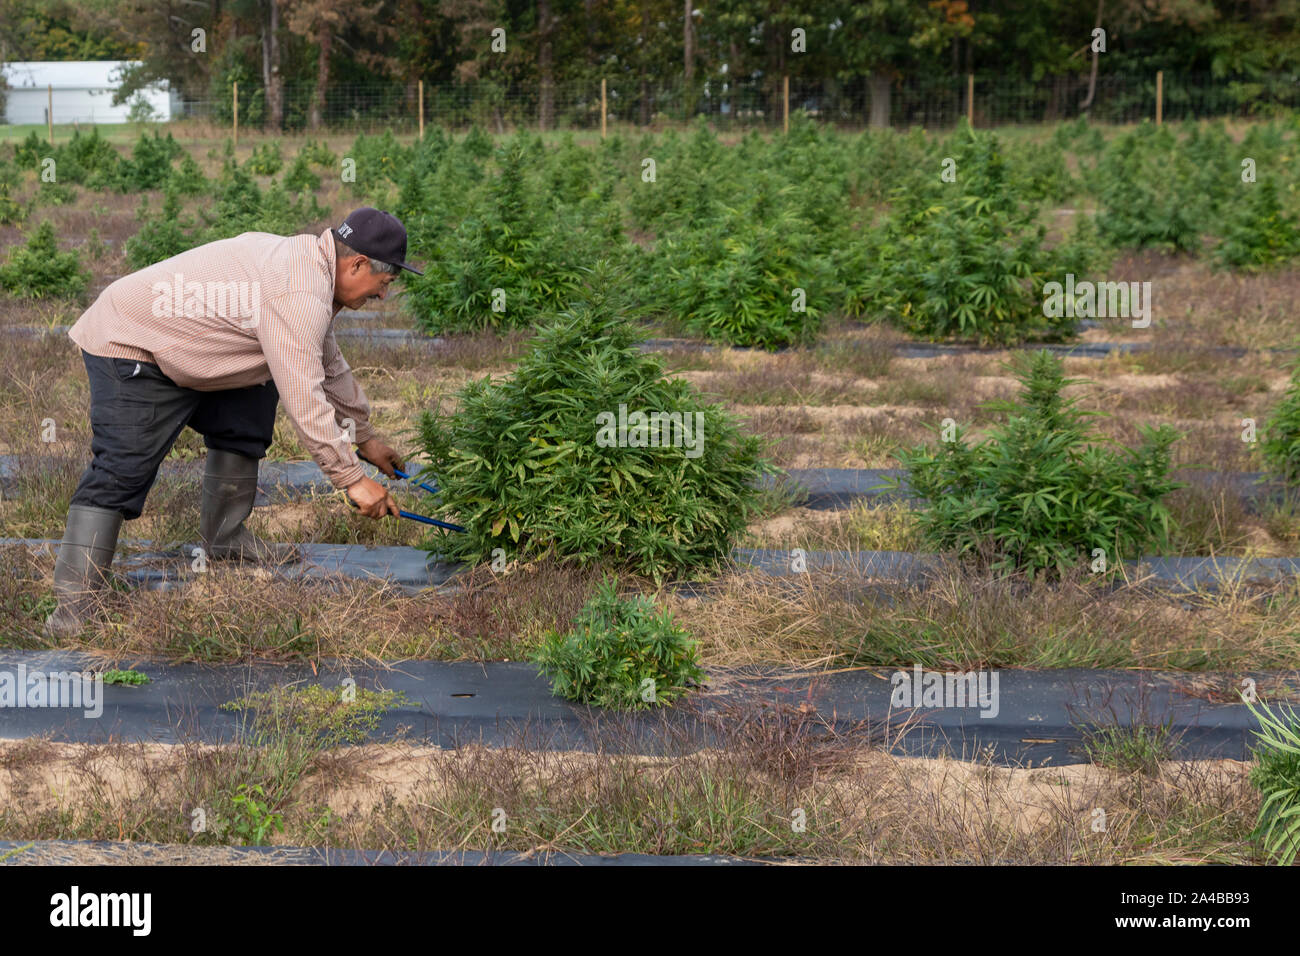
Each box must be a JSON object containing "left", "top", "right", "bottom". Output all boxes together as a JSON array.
[
  {"left": 895, "top": 350, "right": 1181, "bottom": 578},
  {"left": 531, "top": 575, "right": 705, "bottom": 709},
  {"left": 415, "top": 267, "right": 773, "bottom": 582}
]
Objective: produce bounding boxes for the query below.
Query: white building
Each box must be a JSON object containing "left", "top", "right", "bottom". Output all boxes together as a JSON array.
[{"left": 1, "top": 60, "right": 180, "bottom": 125}]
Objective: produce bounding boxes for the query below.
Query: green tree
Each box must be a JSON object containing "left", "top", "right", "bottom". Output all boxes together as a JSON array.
[{"left": 825, "top": 0, "right": 974, "bottom": 127}]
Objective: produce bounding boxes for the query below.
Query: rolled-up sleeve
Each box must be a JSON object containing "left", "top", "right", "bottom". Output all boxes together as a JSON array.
[
  {"left": 257, "top": 294, "right": 365, "bottom": 489},
  {"left": 321, "top": 330, "right": 377, "bottom": 446}
]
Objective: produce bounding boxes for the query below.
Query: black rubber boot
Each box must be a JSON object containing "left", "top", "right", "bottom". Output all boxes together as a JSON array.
[
  {"left": 200, "top": 449, "right": 300, "bottom": 563},
  {"left": 44, "top": 504, "right": 123, "bottom": 639}
]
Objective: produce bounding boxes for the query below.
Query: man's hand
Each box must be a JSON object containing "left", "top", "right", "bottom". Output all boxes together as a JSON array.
[
  {"left": 356, "top": 437, "right": 404, "bottom": 478},
  {"left": 346, "top": 476, "right": 400, "bottom": 519}
]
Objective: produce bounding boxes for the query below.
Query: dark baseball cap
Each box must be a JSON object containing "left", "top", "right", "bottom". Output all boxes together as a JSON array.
[{"left": 331, "top": 207, "right": 423, "bottom": 276}]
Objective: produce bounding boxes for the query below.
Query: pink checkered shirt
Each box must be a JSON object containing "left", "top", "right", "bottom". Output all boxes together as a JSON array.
[{"left": 68, "top": 229, "right": 376, "bottom": 489}]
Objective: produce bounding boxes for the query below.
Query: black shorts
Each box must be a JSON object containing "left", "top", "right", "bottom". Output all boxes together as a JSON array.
[{"left": 70, "top": 350, "right": 279, "bottom": 520}]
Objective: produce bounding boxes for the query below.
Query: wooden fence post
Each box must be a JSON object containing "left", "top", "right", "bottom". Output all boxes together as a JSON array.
[
  {"left": 601, "top": 78, "right": 607, "bottom": 139},
  {"left": 418, "top": 80, "right": 424, "bottom": 139},
  {"left": 1155, "top": 70, "right": 1163, "bottom": 125}
]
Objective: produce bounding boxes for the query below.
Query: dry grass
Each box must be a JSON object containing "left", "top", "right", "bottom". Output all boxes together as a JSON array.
[
  {"left": 741, "top": 500, "right": 922, "bottom": 554},
  {"left": 7, "top": 519, "right": 1300, "bottom": 670},
  {"left": 0, "top": 542, "right": 600, "bottom": 662},
  {"left": 0, "top": 725, "right": 1262, "bottom": 863},
  {"left": 669, "top": 559, "right": 1300, "bottom": 672}
]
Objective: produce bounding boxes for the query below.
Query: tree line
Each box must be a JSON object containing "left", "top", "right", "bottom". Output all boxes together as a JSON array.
[{"left": 1, "top": 0, "right": 1297, "bottom": 129}]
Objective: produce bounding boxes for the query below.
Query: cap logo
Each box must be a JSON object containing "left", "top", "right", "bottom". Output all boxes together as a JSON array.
[{"left": 338, "top": 223, "right": 353, "bottom": 238}]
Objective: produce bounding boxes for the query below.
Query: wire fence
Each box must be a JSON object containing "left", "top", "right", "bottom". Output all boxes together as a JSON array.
[{"left": 173, "top": 72, "right": 1300, "bottom": 133}]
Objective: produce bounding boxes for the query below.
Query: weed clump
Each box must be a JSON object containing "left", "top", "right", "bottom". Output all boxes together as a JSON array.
[
  {"left": 205, "top": 684, "right": 404, "bottom": 844},
  {"left": 101, "top": 668, "right": 150, "bottom": 686},
  {"left": 223, "top": 683, "right": 406, "bottom": 746}
]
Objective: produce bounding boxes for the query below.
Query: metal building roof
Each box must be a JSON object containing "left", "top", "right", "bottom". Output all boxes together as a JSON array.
[{"left": 0, "top": 60, "right": 164, "bottom": 90}]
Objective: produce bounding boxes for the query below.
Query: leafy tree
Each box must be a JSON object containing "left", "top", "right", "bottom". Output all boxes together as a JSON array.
[
  {"left": 284, "top": 0, "right": 396, "bottom": 129},
  {"left": 825, "top": 0, "right": 974, "bottom": 127},
  {"left": 0, "top": 0, "right": 141, "bottom": 59}
]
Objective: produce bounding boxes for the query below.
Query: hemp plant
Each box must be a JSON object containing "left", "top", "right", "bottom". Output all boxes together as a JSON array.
[
  {"left": 0, "top": 220, "right": 90, "bottom": 302},
  {"left": 653, "top": 193, "right": 836, "bottom": 350},
  {"left": 1246, "top": 698, "right": 1300, "bottom": 865},
  {"left": 124, "top": 188, "right": 196, "bottom": 269},
  {"left": 1260, "top": 359, "right": 1300, "bottom": 486},
  {"left": 850, "top": 125, "right": 1101, "bottom": 345},
  {"left": 404, "top": 136, "right": 594, "bottom": 333},
  {"left": 1212, "top": 178, "right": 1300, "bottom": 273},
  {"left": 1094, "top": 123, "right": 1201, "bottom": 253},
  {"left": 531, "top": 575, "right": 705, "bottom": 709},
  {"left": 895, "top": 350, "right": 1181, "bottom": 578}
]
